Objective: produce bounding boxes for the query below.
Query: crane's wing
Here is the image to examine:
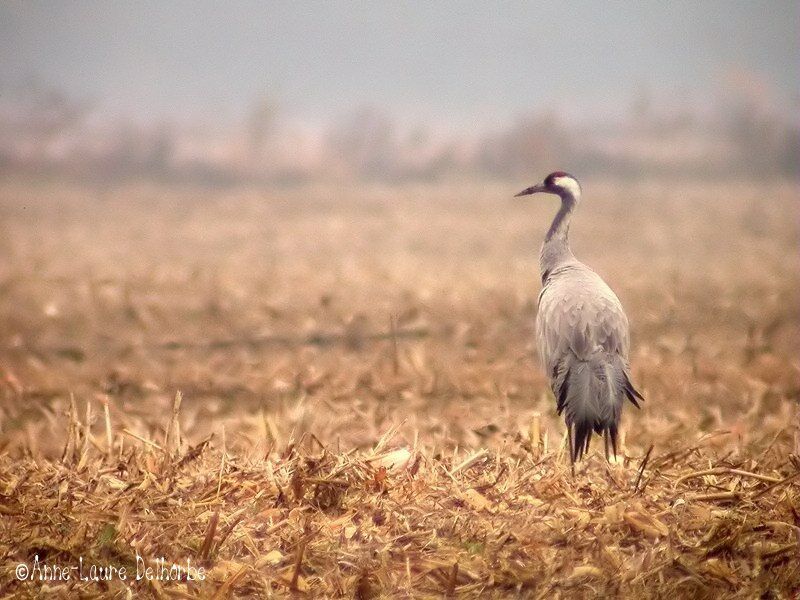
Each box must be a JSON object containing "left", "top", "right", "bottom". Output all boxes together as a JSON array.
[
  {"left": 535, "top": 263, "right": 643, "bottom": 462},
  {"left": 536, "top": 265, "right": 630, "bottom": 374}
]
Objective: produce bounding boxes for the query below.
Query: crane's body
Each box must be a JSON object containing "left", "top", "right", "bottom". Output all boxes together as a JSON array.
[{"left": 516, "top": 172, "right": 642, "bottom": 462}]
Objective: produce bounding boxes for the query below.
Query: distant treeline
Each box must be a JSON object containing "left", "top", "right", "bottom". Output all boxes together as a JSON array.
[{"left": 1, "top": 83, "right": 797, "bottom": 185}]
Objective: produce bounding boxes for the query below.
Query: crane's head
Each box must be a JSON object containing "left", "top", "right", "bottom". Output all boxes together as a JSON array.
[{"left": 515, "top": 171, "right": 581, "bottom": 200}]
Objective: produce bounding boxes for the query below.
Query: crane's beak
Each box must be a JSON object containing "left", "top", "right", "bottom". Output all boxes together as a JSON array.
[{"left": 514, "top": 183, "right": 546, "bottom": 197}]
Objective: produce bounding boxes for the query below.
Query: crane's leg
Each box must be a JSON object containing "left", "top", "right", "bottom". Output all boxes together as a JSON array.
[{"left": 567, "top": 427, "right": 575, "bottom": 476}]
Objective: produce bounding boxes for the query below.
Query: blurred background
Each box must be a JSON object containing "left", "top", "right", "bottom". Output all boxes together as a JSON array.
[
  {"left": 0, "top": 2, "right": 798, "bottom": 458},
  {"left": 1, "top": 1, "right": 798, "bottom": 185}
]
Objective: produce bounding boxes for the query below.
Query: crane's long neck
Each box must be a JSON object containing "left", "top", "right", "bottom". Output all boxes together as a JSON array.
[
  {"left": 540, "top": 192, "right": 578, "bottom": 280},
  {"left": 546, "top": 194, "right": 576, "bottom": 242}
]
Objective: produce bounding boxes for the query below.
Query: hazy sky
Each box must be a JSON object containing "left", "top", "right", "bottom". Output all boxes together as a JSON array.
[{"left": 1, "top": 1, "right": 797, "bottom": 126}]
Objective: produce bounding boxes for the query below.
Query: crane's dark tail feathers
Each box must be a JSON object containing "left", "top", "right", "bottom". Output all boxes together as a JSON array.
[{"left": 554, "top": 353, "right": 644, "bottom": 463}]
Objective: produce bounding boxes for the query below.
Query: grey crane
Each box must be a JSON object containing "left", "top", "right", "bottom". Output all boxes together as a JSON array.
[{"left": 516, "top": 171, "right": 643, "bottom": 462}]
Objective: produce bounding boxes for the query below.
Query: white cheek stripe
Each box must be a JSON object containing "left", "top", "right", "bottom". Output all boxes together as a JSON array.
[{"left": 553, "top": 176, "right": 581, "bottom": 198}]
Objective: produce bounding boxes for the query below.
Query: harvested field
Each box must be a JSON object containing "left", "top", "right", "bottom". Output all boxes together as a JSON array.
[{"left": 0, "top": 179, "right": 799, "bottom": 598}]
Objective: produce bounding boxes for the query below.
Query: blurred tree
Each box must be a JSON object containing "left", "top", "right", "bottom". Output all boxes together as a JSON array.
[
  {"left": 247, "top": 97, "right": 277, "bottom": 170},
  {"left": 327, "top": 107, "right": 398, "bottom": 180}
]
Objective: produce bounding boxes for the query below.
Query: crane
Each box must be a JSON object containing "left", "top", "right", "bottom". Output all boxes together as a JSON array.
[{"left": 516, "top": 172, "right": 643, "bottom": 462}]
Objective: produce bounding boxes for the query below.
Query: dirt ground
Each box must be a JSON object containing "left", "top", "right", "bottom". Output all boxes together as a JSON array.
[{"left": 0, "top": 178, "right": 798, "bottom": 598}]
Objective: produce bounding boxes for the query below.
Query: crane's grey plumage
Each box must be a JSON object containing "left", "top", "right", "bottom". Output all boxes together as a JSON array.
[{"left": 516, "top": 172, "right": 643, "bottom": 462}]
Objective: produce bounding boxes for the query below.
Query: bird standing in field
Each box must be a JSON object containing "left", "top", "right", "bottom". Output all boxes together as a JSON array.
[{"left": 516, "top": 172, "right": 643, "bottom": 463}]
